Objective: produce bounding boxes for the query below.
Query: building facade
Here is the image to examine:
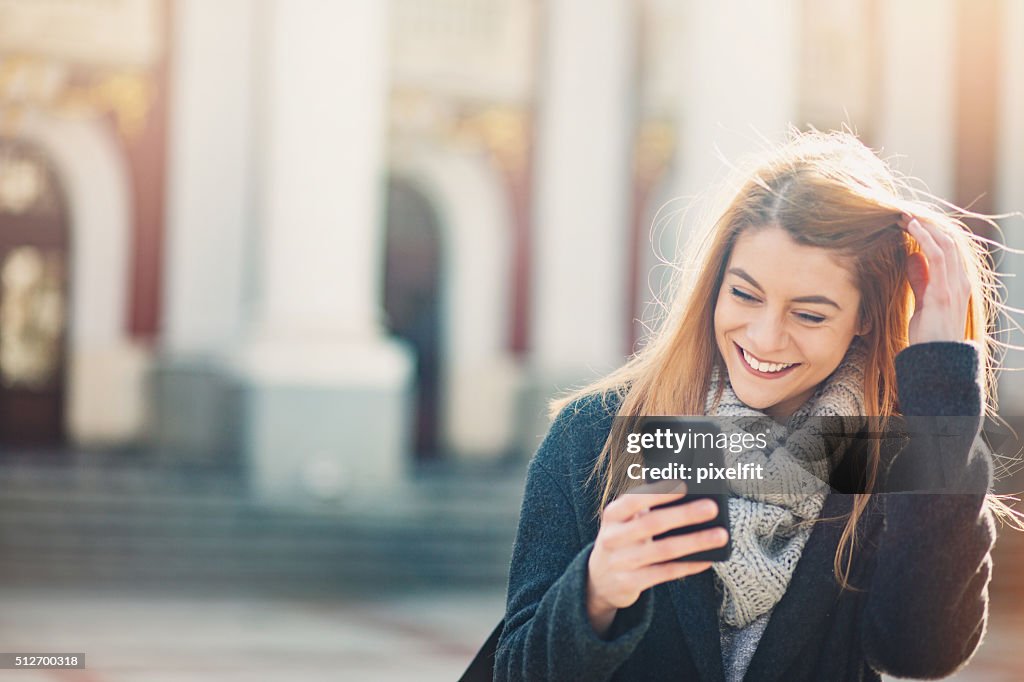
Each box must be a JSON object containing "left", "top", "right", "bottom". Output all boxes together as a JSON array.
[{"left": 0, "top": 0, "right": 1020, "bottom": 505}]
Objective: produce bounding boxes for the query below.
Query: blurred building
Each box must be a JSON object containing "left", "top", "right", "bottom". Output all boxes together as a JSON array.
[{"left": 0, "top": 0, "right": 1020, "bottom": 507}]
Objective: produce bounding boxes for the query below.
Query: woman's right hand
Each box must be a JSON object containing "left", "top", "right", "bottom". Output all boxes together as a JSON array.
[{"left": 585, "top": 481, "right": 728, "bottom": 637}]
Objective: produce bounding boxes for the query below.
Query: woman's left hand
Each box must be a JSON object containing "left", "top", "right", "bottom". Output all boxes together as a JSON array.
[{"left": 899, "top": 214, "right": 971, "bottom": 345}]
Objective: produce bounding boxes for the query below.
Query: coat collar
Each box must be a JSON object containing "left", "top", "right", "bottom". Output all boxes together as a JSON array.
[{"left": 666, "top": 493, "right": 853, "bottom": 682}]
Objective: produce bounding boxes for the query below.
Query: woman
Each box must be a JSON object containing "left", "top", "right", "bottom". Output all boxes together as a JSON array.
[{"left": 494, "top": 131, "right": 1010, "bottom": 681}]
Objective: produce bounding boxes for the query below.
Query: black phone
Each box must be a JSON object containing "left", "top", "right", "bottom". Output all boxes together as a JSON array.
[{"left": 639, "top": 417, "right": 732, "bottom": 562}]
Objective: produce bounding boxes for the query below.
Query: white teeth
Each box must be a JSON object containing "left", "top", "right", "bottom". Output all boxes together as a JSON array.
[{"left": 742, "top": 347, "right": 795, "bottom": 373}]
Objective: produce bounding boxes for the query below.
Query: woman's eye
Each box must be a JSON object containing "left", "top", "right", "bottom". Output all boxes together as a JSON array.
[
  {"left": 730, "top": 286, "right": 826, "bottom": 324},
  {"left": 730, "top": 287, "right": 758, "bottom": 302}
]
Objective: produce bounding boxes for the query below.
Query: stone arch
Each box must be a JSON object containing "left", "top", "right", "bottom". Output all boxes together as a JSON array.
[
  {"left": 16, "top": 113, "right": 147, "bottom": 445},
  {"left": 389, "top": 146, "right": 521, "bottom": 460},
  {"left": 382, "top": 176, "right": 444, "bottom": 459}
]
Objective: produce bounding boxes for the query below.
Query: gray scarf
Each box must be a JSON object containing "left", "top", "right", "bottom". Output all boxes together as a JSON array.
[{"left": 706, "top": 338, "right": 868, "bottom": 627}]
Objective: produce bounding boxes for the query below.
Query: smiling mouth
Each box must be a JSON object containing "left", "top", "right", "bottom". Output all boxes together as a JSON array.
[{"left": 733, "top": 342, "right": 801, "bottom": 378}]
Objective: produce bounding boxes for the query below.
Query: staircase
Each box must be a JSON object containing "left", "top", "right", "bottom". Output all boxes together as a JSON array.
[
  {"left": 4, "top": 458, "right": 1019, "bottom": 598},
  {"left": 0, "top": 458, "right": 525, "bottom": 594}
]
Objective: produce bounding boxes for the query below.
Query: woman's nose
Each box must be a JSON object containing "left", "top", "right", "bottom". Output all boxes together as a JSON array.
[{"left": 747, "top": 313, "right": 788, "bottom": 354}]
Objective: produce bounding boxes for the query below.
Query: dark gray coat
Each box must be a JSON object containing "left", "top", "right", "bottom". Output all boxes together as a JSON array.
[{"left": 496, "top": 342, "right": 995, "bottom": 681}]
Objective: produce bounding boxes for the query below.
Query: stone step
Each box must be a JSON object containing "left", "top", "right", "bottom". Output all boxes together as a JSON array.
[
  {"left": 0, "top": 462, "right": 525, "bottom": 591},
  {"left": 0, "top": 525, "right": 516, "bottom": 587},
  {"left": 0, "top": 497, "right": 520, "bottom": 530},
  {"left": 0, "top": 465, "right": 526, "bottom": 519}
]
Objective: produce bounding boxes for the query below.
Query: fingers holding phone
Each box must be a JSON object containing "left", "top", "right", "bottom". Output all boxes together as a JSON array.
[{"left": 585, "top": 481, "right": 729, "bottom": 637}]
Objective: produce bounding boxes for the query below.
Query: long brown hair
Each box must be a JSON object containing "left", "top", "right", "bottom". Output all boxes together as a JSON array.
[{"left": 550, "top": 129, "right": 1006, "bottom": 587}]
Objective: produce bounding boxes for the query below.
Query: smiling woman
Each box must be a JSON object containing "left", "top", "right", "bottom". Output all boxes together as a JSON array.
[
  {"left": 491, "top": 129, "right": 1020, "bottom": 682},
  {"left": 715, "top": 228, "right": 867, "bottom": 421}
]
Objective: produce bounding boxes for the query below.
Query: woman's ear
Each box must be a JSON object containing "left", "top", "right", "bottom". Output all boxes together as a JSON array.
[{"left": 857, "top": 317, "right": 872, "bottom": 336}]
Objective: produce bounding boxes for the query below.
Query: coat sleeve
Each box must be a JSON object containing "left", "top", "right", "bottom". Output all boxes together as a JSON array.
[
  {"left": 494, "top": 399, "right": 655, "bottom": 682},
  {"left": 861, "top": 342, "right": 997, "bottom": 679}
]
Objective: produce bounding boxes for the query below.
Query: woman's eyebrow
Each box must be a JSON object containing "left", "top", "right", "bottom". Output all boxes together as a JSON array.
[{"left": 727, "top": 267, "right": 842, "bottom": 310}]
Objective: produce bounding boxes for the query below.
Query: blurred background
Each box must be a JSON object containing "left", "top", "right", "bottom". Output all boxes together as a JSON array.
[{"left": 0, "top": 0, "right": 1022, "bottom": 680}]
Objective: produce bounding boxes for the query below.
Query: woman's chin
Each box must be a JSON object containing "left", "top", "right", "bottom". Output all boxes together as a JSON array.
[
  {"left": 737, "top": 394, "right": 778, "bottom": 412},
  {"left": 728, "top": 381, "right": 781, "bottom": 412}
]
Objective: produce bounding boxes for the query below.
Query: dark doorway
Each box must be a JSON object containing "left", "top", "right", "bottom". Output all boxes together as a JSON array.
[
  {"left": 0, "top": 139, "right": 70, "bottom": 449},
  {"left": 383, "top": 177, "right": 444, "bottom": 460}
]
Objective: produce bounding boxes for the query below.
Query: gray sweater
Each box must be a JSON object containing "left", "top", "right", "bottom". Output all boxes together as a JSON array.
[{"left": 495, "top": 342, "right": 995, "bottom": 681}]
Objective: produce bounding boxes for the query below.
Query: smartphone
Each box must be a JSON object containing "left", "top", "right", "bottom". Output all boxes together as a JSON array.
[{"left": 639, "top": 417, "right": 732, "bottom": 562}]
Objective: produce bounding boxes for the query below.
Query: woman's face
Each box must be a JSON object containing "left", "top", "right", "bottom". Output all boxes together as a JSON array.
[{"left": 713, "top": 225, "right": 865, "bottom": 421}]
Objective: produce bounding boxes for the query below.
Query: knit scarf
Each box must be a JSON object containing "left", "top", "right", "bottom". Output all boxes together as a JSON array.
[{"left": 706, "top": 338, "right": 868, "bottom": 628}]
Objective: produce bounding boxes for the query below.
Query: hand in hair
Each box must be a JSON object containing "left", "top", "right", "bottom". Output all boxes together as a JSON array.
[
  {"left": 585, "top": 480, "right": 728, "bottom": 638},
  {"left": 899, "top": 214, "right": 971, "bottom": 345}
]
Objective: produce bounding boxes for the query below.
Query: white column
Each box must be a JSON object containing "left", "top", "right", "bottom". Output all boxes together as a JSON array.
[
  {"left": 163, "top": 0, "right": 253, "bottom": 355},
  {"left": 518, "top": 0, "right": 634, "bottom": 455},
  {"left": 235, "top": 0, "right": 412, "bottom": 503},
  {"left": 153, "top": 0, "right": 257, "bottom": 459},
  {"left": 670, "top": 0, "right": 798, "bottom": 254},
  {"left": 251, "top": 0, "right": 391, "bottom": 344},
  {"left": 531, "top": 0, "right": 634, "bottom": 377},
  {"left": 997, "top": 0, "right": 1024, "bottom": 411},
  {"left": 876, "top": 0, "right": 956, "bottom": 199}
]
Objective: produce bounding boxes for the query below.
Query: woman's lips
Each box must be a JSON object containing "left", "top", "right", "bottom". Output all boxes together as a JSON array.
[{"left": 734, "top": 341, "right": 800, "bottom": 379}]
